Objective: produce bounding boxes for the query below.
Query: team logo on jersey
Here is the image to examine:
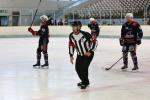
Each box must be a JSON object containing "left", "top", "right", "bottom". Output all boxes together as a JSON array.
[
  {"left": 42, "top": 28, "right": 46, "bottom": 32},
  {"left": 125, "top": 27, "right": 129, "bottom": 30},
  {"left": 125, "top": 27, "right": 132, "bottom": 31},
  {"left": 125, "top": 31, "right": 134, "bottom": 38}
]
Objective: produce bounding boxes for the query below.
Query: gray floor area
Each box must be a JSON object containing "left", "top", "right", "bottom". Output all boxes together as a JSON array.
[{"left": 0, "top": 37, "right": 150, "bottom": 100}]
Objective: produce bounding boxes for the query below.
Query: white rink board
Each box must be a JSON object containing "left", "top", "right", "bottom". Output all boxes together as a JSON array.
[{"left": 0, "top": 25, "right": 149, "bottom": 37}]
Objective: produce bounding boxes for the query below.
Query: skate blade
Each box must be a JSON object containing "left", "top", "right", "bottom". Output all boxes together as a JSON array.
[
  {"left": 132, "top": 69, "right": 139, "bottom": 73},
  {"left": 80, "top": 85, "right": 90, "bottom": 90},
  {"left": 121, "top": 69, "right": 128, "bottom": 72},
  {"left": 41, "top": 66, "right": 49, "bottom": 69},
  {"left": 33, "top": 66, "right": 41, "bottom": 68}
]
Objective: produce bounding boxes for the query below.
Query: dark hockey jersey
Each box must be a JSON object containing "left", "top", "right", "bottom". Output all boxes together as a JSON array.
[
  {"left": 38, "top": 24, "right": 49, "bottom": 38},
  {"left": 88, "top": 22, "right": 100, "bottom": 37},
  {"left": 121, "top": 21, "right": 143, "bottom": 44}
]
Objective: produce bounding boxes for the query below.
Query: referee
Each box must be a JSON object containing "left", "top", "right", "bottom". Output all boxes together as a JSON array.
[{"left": 69, "top": 21, "right": 98, "bottom": 89}]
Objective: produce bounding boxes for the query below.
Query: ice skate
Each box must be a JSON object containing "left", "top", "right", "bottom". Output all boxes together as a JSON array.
[
  {"left": 121, "top": 65, "right": 128, "bottom": 71},
  {"left": 33, "top": 61, "right": 40, "bottom": 68},
  {"left": 41, "top": 62, "right": 49, "bottom": 69},
  {"left": 132, "top": 65, "right": 139, "bottom": 72}
]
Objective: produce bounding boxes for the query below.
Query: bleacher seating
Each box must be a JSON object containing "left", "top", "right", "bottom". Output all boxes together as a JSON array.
[{"left": 71, "top": 0, "right": 150, "bottom": 18}]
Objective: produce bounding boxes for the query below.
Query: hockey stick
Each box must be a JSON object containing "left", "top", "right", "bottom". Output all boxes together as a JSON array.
[
  {"left": 105, "top": 53, "right": 128, "bottom": 71},
  {"left": 30, "top": 0, "right": 42, "bottom": 27}
]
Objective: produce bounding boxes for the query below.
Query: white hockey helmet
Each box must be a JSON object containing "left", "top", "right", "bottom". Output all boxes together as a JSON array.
[
  {"left": 89, "top": 18, "right": 95, "bottom": 22},
  {"left": 40, "top": 15, "right": 48, "bottom": 22},
  {"left": 125, "top": 13, "right": 133, "bottom": 18}
]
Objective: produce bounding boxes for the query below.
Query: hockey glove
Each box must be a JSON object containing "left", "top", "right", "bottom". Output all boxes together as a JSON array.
[
  {"left": 137, "top": 39, "right": 141, "bottom": 45},
  {"left": 119, "top": 38, "right": 124, "bottom": 46},
  {"left": 28, "top": 27, "right": 37, "bottom": 36}
]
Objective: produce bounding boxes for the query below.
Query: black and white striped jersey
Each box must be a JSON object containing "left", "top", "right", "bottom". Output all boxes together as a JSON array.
[{"left": 69, "top": 30, "right": 98, "bottom": 57}]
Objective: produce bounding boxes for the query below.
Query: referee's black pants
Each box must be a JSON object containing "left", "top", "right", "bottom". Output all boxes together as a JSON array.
[{"left": 75, "top": 52, "right": 94, "bottom": 85}]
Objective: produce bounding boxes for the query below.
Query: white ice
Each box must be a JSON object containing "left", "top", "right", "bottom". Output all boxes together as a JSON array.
[{"left": 0, "top": 37, "right": 150, "bottom": 100}]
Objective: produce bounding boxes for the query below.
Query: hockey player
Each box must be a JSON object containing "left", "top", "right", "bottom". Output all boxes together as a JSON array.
[
  {"left": 69, "top": 21, "right": 98, "bottom": 89},
  {"left": 88, "top": 18, "right": 100, "bottom": 38},
  {"left": 120, "top": 13, "right": 143, "bottom": 71},
  {"left": 28, "top": 15, "right": 49, "bottom": 68}
]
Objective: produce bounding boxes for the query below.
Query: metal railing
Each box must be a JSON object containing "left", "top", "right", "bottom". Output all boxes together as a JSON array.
[{"left": 0, "top": 5, "right": 149, "bottom": 26}]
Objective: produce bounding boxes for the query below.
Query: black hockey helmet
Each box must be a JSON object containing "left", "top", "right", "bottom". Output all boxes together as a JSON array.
[{"left": 71, "top": 21, "right": 82, "bottom": 27}]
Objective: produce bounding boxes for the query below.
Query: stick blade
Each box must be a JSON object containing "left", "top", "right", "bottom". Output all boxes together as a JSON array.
[{"left": 105, "top": 68, "right": 110, "bottom": 71}]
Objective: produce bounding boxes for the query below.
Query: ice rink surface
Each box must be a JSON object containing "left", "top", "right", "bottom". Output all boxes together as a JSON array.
[{"left": 0, "top": 37, "right": 150, "bottom": 100}]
